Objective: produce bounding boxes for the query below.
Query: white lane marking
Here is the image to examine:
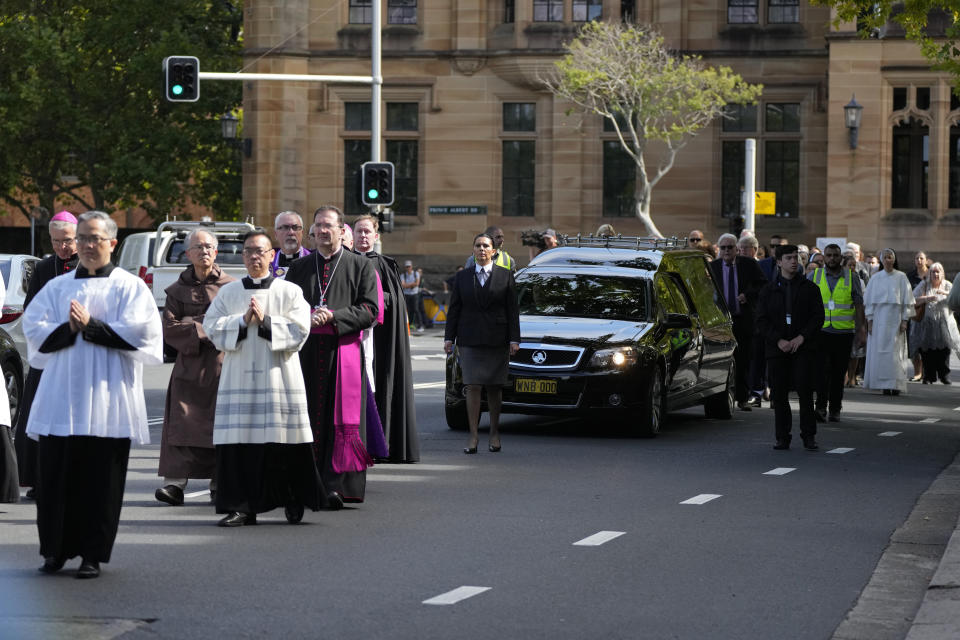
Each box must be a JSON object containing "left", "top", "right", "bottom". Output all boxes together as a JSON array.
[
  {"left": 372, "top": 464, "right": 472, "bottom": 472},
  {"left": 147, "top": 418, "right": 164, "bottom": 425},
  {"left": 413, "top": 381, "right": 446, "bottom": 390},
  {"left": 680, "top": 494, "right": 722, "bottom": 505},
  {"left": 573, "top": 531, "right": 626, "bottom": 546},
  {"left": 184, "top": 489, "right": 211, "bottom": 499},
  {"left": 367, "top": 475, "right": 434, "bottom": 482},
  {"left": 763, "top": 467, "right": 796, "bottom": 476},
  {"left": 411, "top": 354, "right": 446, "bottom": 361},
  {"left": 920, "top": 418, "right": 940, "bottom": 423},
  {"left": 827, "top": 448, "right": 855, "bottom": 454},
  {"left": 423, "top": 586, "right": 491, "bottom": 606},
  {"left": 878, "top": 431, "right": 902, "bottom": 437},
  {"left": 954, "top": 407, "right": 960, "bottom": 411}
]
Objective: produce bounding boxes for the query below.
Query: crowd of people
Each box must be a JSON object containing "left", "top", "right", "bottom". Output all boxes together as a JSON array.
[
  {"left": 0, "top": 207, "right": 421, "bottom": 579},
  {"left": 693, "top": 228, "right": 960, "bottom": 450}
]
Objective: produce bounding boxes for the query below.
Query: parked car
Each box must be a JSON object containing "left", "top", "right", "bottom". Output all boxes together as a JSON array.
[
  {"left": 115, "top": 230, "right": 171, "bottom": 292},
  {"left": 445, "top": 236, "right": 737, "bottom": 437},
  {"left": 0, "top": 253, "right": 39, "bottom": 364},
  {"left": 1, "top": 326, "right": 24, "bottom": 426}
]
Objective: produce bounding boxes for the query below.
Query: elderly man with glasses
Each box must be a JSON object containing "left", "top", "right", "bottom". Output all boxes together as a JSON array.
[
  {"left": 271, "top": 210, "right": 310, "bottom": 278},
  {"left": 709, "top": 233, "right": 768, "bottom": 411}
]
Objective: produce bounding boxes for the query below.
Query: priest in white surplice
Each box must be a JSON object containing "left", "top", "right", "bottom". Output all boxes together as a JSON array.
[
  {"left": 203, "top": 230, "right": 326, "bottom": 527},
  {"left": 863, "top": 248, "right": 916, "bottom": 395},
  {"left": 24, "top": 211, "right": 162, "bottom": 579}
]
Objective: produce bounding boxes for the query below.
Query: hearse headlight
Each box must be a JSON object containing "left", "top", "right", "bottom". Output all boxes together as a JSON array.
[{"left": 589, "top": 346, "right": 637, "bottom": 369}]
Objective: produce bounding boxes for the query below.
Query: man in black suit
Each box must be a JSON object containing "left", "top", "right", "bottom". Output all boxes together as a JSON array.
[
  {"left": 756, "top": 245, "right": 826, "bottom": 451},
  {"left": 710, "top": 233, "right": 768, "bottom": 411}
]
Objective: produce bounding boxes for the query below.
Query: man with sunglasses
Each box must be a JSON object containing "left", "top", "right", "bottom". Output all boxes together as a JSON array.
[
  {"left": 687, "top": 229, "right": 704, "bottom": 248},
  {"left": 709, "top": 233, "right": 768, "bottom": 411}
]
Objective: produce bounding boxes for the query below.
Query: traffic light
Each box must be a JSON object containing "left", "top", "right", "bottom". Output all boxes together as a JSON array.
[
  {"left": 164, "top": 56, "right": 199, "bottom": 102},
  {"left": 361, "top": 161, "right": 394, "bottom": 206},
  {"left": 378, "top": 208, "right": 394, "bottom": 233}
]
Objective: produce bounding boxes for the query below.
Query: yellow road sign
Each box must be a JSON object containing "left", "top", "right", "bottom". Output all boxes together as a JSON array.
[{"left": 755, "top": 191, "right": 776, "bottom": 215}]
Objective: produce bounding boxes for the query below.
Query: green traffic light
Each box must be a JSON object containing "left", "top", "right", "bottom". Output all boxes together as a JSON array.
[
  {"left": 172, "top": 84, "right": 184, "bottom": 96},
  {"left": 368, "top": 189, "right": 379, "bottom": 200}
]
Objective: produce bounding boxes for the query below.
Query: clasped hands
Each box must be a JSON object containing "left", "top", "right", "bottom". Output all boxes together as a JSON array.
[
  {"left": 68, "top": 300, "right": 90, "bottom": 333},
  {"left": 311, "top": 306, "right": 334, "bottom": 327},
  {"left": 243, "top": 297, "right": 265, "bottom": 327},
  {"left": 777, "top": 334, "right": 804, "bottom": 354}
]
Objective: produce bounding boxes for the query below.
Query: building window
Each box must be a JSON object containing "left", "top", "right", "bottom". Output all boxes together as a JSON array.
[
  {"left": 721, "top": 141, "right": 746, "bottom": 218},
  {"left": 573, "top": 0, "right": 602, "bottom": 22},
  {"left": 387, "top": 140, "right": 419, "bottom": 215},
  {"left": 533, "top": 0, "right": 563, "bottom": 22},
  {"left": 504, "top": 0, "right": 515, "bottom": 23},
  {"left": 728, "top": 0, "right": 758, "bottom": 24},
  {"left": 388, "top": 0, "right": 417, "bottom": 24},
  {"left": 765, "top": 141, "right": 799, "bottom": 217},
  {"left": 621, "top": 0, "right": 635, "bottom": 22},
  {"left": 949, "top": 128, "right": 960, "bottom": 209},
  {"left": 603, "top": 141, "right": 635, "bottom": 217},
  {"left": 387, "top": 103, "right": 418, "bottom": 131},
  {"left": 768, "top": 0, "right": 799, "bottom": 24},
  {"left": 892, "top": 118, "right": 929, "bottom": 209},
  {"left": 503, "top": 103, "right": 536, "bottom": 132},
  {"left": 765, "top": 103, "right": 800, "bottom": 132},
  {"left": 349, "top": 0, "right": 372, "bottom": 24},
  {"left": 345, "top": 102, "right": 371, "bottom": 131},
  {"left": 344, "top": 139, "right": 371, "bottom": 216},
  {"left": 722, "top": 104, "right": 758, "bottom": 133},
  {"left": 502, "top": 141, "right": 535, "bottom": 216}
]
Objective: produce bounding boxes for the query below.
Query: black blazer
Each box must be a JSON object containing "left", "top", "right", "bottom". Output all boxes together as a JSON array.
[
  {"left": 444, "top": 264, "right": 521, "bottom": 347},
  {"left": 709, "top": 256, "right": 767, "bottom": 327},
  {"left": 755, "top": 274, "right": 825, "bottom": 359}
]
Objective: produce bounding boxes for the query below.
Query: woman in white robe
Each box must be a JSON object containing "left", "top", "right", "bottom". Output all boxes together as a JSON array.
[{"left": 863, "top": 248, "right": 916, "bottom": 395}]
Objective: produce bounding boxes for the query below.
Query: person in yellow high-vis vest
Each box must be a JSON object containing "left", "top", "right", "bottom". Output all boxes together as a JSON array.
[
  {"left": 809, "top": 244, "right": 866, "bottom": 422},
  {"left": 465, "top": 226, "right": 517, "bottom": 273}
]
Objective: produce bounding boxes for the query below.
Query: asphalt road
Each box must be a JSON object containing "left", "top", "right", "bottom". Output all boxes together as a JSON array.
[{"left": 2, "top": 333, "right": 960, "bottom": 640}]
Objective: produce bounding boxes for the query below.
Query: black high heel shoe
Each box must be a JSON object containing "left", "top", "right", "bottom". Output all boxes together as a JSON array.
[
  {"left": 463, "top": 446, "right": 478, "bottom": 454},
  {"left": 488, "top": 444, "right": 501, "bottom": 453}
]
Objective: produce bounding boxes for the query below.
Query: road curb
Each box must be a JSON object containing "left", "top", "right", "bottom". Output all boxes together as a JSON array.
[{"left": 833, "top": 451, "right": 960, "bottom": 640}]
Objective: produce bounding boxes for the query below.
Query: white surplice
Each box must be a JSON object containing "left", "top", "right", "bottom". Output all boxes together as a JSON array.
[
  {"left": 863, "top": 269, "right": 916, "bottom": 392},
  {"left": 0, "top": 274, "right": 10, "bottom": 428},
  {"left": 202, "top": 278, "right": 313, "bottom": 445},
  {"left": 23, "top": 269, "right": 163, "bottom": 443}
]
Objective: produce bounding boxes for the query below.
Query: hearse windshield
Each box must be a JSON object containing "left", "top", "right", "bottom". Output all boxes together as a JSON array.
[{"left": 516, "top": 272, "right": 650, "bottom": 321}]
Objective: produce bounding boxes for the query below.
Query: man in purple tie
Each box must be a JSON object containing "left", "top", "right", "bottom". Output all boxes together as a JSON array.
[{"left": 709, "top": 233, "right": 768, "bottom": 411}]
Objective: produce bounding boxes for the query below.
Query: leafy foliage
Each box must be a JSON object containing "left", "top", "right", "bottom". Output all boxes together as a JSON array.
[
  {"left": 544, "top": 22, "right": 762, "bottom": 236},
  {"left": 0, "top": 0, "right": 243, "bottom": 224}
]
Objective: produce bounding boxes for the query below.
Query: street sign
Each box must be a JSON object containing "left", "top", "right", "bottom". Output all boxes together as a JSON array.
[{"left": 755, "top": 191, "right": 776, "bottom": 215}]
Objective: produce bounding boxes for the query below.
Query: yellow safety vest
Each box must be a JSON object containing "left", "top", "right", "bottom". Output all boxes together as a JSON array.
[
  {"left": 813, "top": 267, "right": 855, "bottom": 330},
  {"left": 494, "top": 249, "right": 515, "bottom": 271}
]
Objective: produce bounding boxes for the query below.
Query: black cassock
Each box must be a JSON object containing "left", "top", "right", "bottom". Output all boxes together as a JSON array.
[
  {"left": 286, "top": 249, "right": 379, "bottom": 502},
  {"left": 365, "top": 252, "right": 420, "bottom": 463},
  {"left": 14, "top": 252, "right": 78, "bottom": 490}
]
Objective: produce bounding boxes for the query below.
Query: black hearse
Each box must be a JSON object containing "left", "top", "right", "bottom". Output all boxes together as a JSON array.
[{"left": 445, "top": 236, "right": 737, "bottom": 437}]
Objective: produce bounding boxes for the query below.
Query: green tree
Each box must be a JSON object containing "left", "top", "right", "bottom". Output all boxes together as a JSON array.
[
  {"left": 0, "top": 0, "right": 243, "bottom": 229},
  {"left": 544, "top": 22, "right": 763, "bottom": 237},
  {"left": 817, "top": 2, "right": 960, "bottom": 81}
]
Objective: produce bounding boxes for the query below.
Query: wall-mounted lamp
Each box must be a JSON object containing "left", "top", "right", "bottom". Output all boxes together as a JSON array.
[
  {"left": 220, "top": 113, "right": 252, "bottom": 158},
  {"left": 844, "top": 95, "right": 863, "bottom": 150}
]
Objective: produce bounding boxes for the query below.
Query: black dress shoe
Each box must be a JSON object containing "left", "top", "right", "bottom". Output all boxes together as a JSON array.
[
  {"left": 773, "top": 441, "right": 790, "bottom": 450},
  {"left": 803, "top": 439, "right": 819, "bottom": 451},
  {"left": 284, "top": 503, "right": 305, "bottom": 524},
  {"left": 325, "top": 491, "right": 344, "bottom": 511},
  {"left": 155, "top": 485, "right": 184, "bottom": 506},
  {"left": 38, "top": 556, "right": 65, "bottom": 574},
  {"left": 463, "top": 446, "right": 478, "bottom": 454},
  {"left": 25, "top": 488, "right": 35, "bottom": 500},
  {"left": 76, "top": 560, "right": 100, "bottom": 579},
  {"left": 488, "top": 444, "right": 501, "bottom": 453},
  {"left": 218, "top": 512, "right": 256, "bottom": 527},
  {"left": 736, "top": 402, "right": 752, "bottom": 412},
  {"left": 828, "top": 413, "right": 841, "bottom": 422},
  {"left": 943, "top": 377, "right": 952, "bottom": 385},
  {"left": 814, "top": 409, "right": 827, "bottom": 423}
]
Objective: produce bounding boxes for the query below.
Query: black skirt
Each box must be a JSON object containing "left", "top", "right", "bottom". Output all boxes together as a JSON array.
[
  {"left": 459, "top": 345, "right": 510, "bottom": 385},
  {"left": 215, "top": 443, "right": 327, "bottom": 515},
  {"left": 36, "top": 435, "right": 130, "bottom": 563}
]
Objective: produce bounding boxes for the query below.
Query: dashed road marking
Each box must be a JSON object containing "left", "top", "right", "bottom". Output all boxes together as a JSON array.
[
  {"left": 413, "top": 382, "right": 446, "bottom": 390},
  {"left": 411, "top": 354, "right": 446, "bottom": 361},
  {"left": 827, "top": 448, "right": 855, "bottom": 454},
  {"left": 763, "top": 467, "right": 796, "bottom": 476},
  {"left": 184, "top": 489, "right": 211, "bottom": 499},
  {"left": 423, "top": 586, "right": 491, "bottom": 606},
  {"left": 920, "top": 418, "right": 940, "bottom": 423},
  {"left": 680, "top": 494, "right": 722, "bottom": 505},
  {"left": 573, "top": 531, "right": 626, "bottom": 546},
  {"left": 878, "top": 431, "right": 902, "bottom": 437}
]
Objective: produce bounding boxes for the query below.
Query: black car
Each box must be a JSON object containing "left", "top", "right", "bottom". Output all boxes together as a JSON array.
[
  {"left": 445, "top": 236, "right": 737, "bottom": 437},
  {"left": 1, "top": 326, "right": 24, "bottom": 427}
]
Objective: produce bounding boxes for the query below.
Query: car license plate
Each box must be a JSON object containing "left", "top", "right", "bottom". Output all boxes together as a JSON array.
[{"left": 514, "top": 378, "right": 557, "bottom": 394}]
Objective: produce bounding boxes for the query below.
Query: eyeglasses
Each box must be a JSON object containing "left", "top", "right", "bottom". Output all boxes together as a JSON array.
[
  {"left": 276, "top": 224, "right": 303, "bottom": 232},
  {"left": 77, "top": 235, "right": 110, "bottom": 246},
  {"left": 718, "top": 245, "right": 736, "bottom": 250},
  {"left": 242, "top": 247, "right": 272, "bottom": 257},
  {"left": 51, "top": 238, "right": 76, "bottom": 247},
  {"left": 688, "top": 238, "right": 702, "bottom": 244},
  {"left": 189, "top": 243, "right": 217, "bottom": 253}
]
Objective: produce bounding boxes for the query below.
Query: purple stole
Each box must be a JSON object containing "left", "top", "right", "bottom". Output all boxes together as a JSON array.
[{"left": 270, "top": 246, "right": 310, "bottom": 278}]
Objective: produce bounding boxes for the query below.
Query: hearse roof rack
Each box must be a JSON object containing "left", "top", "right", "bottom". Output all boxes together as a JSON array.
[{"left": 558, "top": 234, "right": 686, "bottom": 250}]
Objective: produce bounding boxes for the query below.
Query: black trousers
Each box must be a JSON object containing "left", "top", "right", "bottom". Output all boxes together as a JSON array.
[
  {"left": 920, "top": 348, "right": 951, "bottom": 383},
  {"left": 732, "top": 318, "right": 753, "bottom": 404},
  {"left": 815, "top": 332, "right": 855, "bottom": 415},
  {"left": 36, "top": 435, "right": 130, "bottom": 563},
  {"left": 768, "top": 352, "right": 817, "bottom": 442}
]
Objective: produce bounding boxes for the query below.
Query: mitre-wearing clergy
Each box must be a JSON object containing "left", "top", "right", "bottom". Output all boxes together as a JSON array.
[
  {"left": 203, "top": 230, "right": 326, "bottom": 527},
  {"left": 24, "top": 211, "right": 162, "bottom": 579}
]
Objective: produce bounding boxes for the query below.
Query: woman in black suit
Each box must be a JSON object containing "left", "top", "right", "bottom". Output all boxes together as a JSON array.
[{"left": 444, "top": 233, "right": 521, "bottom": 453}]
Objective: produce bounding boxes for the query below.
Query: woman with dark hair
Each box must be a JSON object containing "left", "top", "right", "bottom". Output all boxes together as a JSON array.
[
  {"left": 863, "top": 248, "right": 916, "bottom": 396},
  {"left": 444, "top": 233, "right": 521, "bottom": 453}
]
